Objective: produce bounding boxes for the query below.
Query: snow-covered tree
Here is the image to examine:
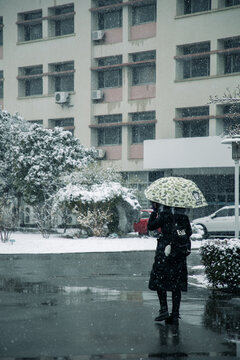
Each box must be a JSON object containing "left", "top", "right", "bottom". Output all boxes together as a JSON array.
[
  {"left": 10, "top": 124, "right": 96, "bottom": 204},
  {"left": 0, "top": 110, "right": 97, "bottom": 234},
  {"left": 0, "top": 110, "right": 30, "bottom": 198},
  {"left": 209, "top": 85, "right": 240, "bottom": 136}
]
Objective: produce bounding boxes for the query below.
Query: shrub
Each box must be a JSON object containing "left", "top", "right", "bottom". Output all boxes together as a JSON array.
[
  {"left": 77, "top": 207, "right": 113, "bottom": 237},
  {"left": 200, "top": 239, "right": 240, "bottom": 292}
]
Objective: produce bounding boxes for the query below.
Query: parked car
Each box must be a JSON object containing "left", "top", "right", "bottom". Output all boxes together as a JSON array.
[
  {"left": 192, "top": 205, "right": 240, "bottom": 238},
  {"left": 134, "top": 209, "right": 161, "bottom": 236}
]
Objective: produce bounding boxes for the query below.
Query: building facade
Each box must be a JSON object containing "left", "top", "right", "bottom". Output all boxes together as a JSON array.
[{"left": 0, "top": 0, "right": 240, "bottom": 218}]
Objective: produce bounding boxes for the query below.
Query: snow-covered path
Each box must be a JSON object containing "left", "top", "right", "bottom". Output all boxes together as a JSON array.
[{"left": 0, "top": 232, "right": 202, "bottom": 254}]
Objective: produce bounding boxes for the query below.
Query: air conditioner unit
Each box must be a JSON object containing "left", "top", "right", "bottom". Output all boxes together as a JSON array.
[
  {"left": 92, "top": 30, "right": 105, "bottom": 41},
  {"left": 55, "top": 92, "right": 70, "bottom": 104},
  {"left": 92, "top": 89, "right": 103, "bottom": 100},
  {"left": 96, "top": 149, "right": 106, "bottom": 159}
]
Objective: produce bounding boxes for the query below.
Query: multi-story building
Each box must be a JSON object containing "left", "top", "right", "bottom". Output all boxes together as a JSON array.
[{"left": 0, "top": 0, "right": 240, "bottom": 217}]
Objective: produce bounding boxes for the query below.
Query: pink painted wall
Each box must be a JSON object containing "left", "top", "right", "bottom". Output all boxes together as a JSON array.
[
  {"left": 104, "top": 28, "right": 122, "bottom": 44},
  {"left": 103, "top": 87, "right": 122, "bottom": 102},
  {"left": 130, "top": 22, "right": 156, "bottom": 41},
  {"left": 129, "top": 144, "right": 143, "bottom": 159},
  {"left": 0, "top": 46, "right": 3, "bottom": 59},
  {"left": 129, "top": 84, "right": 156, "bottom": 100},
  {"left": 99, "top": 146, "right": 122, "bottom": 160}
]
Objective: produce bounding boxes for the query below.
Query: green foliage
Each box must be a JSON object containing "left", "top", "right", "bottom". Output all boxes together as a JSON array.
[{"left": 200, "top": 240, "right": 240, "bottom": 292}]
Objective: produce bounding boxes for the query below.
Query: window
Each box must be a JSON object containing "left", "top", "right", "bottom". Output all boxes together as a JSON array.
[
  {"left": 223, "top": 38, "right": 240, "bottom": 74},
  {"left": 177, "top": 42, "right": 210, "bottom": 79},
  {"left": 176, "top": 107, "right": 209, "bottom": 137},
  {"left": 225, "top": 0, "right": 240, "bottom": 6},
  {"left": 0, "top": 17, "right": 3, "bottom": 46},
  {"left": 98, "top": 56, "right": 122, "bottom": 88},
  {"left": 0, "top": 71, "right": 3, "bottom": 99},
  {"left": 48, "top": 4, "right": 74, "bottom": 37},
  {"left": 132, "top": 51, "right": 156, "bottom": 85},
  {"left": 48, "top": 61, "right": 74, "bottom": 93},
  {"left": 98, "top": 1, "right": 122, "bottom": 30},
  {"left": 28, "top": 120, "right": 43, "bottom": 125},
  {"left": 97, "top": 114, "right": 122, "bottom": 145},
  {"left": 17, "top": 10, "right": 42, "bottom": 42},
  {"left": 49, "top": 118, "right": 74, "bottom": 135},
  {"left": 132, "top": 3, "right": 156, "bottom": 25},
  {"left": 18, "top": 65, "right": 43, "bottom": 97},
  {"left": 98, "top": 0, "right": 122, "bottom": 5},
  {"left": 184, "top": 0, "right": 211, "bottom": 14},
  {"left": 131, "top": 111, "right": 156, "bottom": 144},
  {"left": 215, "top": 208, "right": 228, "bottom": 217},
  {"left": 182, "top": 120, "right": 209, "bottom": 137}
]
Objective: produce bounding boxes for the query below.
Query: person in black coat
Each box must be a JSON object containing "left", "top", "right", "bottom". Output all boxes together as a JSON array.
[{"left": 148, "top": 202, "right": 192, "bottom": 325}]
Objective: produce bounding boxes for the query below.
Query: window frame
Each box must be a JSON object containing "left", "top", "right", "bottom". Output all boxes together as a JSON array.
[
  {"left": 132, "top": 3, "right": 156, "bottom": 26},
  {"left": 98, "top": 9, "right": 122, "bottom": 30},
  {"left": 96, "top": 114, "right": 122, "bottom": 146},
  {"left": 184, "top": 0, "right": 211, "bottom": 14},
  {"left": 17, "top": 10, "right": 43, "bottom": 42},
  {"left": 48, "top": 61, "right": 75, "bottom": 93},
  {"left": 131, "top": 51, "right": 156, "bottom": 86},
  {"left": 130, "top": 111, "right": 156, "bottom": 144},
  {"left": 175, "top": 106, "right": 210, "bottom": 138},
  {"left": 225, "top": 0, "right": 240, "bottom": 6},
  {"left": 0, "top": 71, "right": 3, "bottom": 99},
  {"left": 48, "top": 3, "right": 75, "bottom": 37},
  {"left": 18, "top": 65, "right": 43, "bottom": 97},
  {"left": 223, "top": 38, "right": 240, "bottom": 74},
  {"left": 98, "top": 56, "right": 122, "bottom": 89},
  {"left": 0, "top": 17, "right": 3, "bottom": 46},
  {"left": 176, "top": 42, "right": 211, "bottom": 79},
  {"left": 49, "top": 117, "right": 75, "bottom": 135}
]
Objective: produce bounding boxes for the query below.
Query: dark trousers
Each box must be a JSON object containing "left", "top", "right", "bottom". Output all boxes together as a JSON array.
[{"left": 157, "top": 288, "right": 181, "bottom": 315}]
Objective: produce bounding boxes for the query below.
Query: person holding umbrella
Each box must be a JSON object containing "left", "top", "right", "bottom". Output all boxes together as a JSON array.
[
  {"left": 147, "top": 203, "right": 192, "bottom": 325},
  {"left": 144, "top": 177, "right": 207, "bottom": 325}
]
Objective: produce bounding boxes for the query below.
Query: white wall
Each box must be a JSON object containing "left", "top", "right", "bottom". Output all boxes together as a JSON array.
[{"left": 144, "top": 136, "right": 233, "bottom": 169}]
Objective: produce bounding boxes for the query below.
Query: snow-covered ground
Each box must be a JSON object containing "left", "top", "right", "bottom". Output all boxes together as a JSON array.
[{"left": 0, "top": 231, "right": 203, "bottom": 254}]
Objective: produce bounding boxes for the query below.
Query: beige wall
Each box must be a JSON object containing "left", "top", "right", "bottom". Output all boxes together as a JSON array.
[{"left": 0, "top": 0, "right": 240, "bottom": 175}]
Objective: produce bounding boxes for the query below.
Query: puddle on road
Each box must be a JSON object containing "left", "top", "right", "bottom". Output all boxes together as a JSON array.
[
  {"left": 0, "top": 276, "right": 156, "bottom": 306},
  {"left": 0, "top": 350, "right": 238, "bottom": 359}
]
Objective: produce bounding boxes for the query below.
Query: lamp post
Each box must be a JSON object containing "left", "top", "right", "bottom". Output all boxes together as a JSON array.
[{"left": 221, "top": 137, "right": 240, "bottom": 239}]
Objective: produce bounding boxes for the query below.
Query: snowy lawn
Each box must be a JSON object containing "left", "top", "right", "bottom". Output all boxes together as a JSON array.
[{"left": 0, "top": 231, "right": 203, "bottom": 254}]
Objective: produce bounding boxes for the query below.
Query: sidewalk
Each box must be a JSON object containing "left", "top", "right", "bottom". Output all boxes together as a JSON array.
[{"left": 0, "top": 250, "right": 239, "bottom": 359}]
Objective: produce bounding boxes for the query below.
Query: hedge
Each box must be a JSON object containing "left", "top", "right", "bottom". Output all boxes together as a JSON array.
[{"left": 200, "top": 239, "right": 240, "bottom": 292}]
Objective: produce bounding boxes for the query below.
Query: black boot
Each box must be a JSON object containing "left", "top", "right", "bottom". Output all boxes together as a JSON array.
[
  {"left": 154, "top": 309, "right": 169, "bottom": 322},
  {"left": 165, "top": 313, "right": 180, "bottom": 325}
]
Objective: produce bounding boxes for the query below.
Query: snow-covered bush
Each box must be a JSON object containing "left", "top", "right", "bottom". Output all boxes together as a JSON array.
[
  {"left": 190, "top": 223, "right": 204, "bottom": 240},
  {"left": 0, "top": 197, "right": 17, "bottom": 242},
  {"left": 200, "top": 239, "right": 240, "bottom": 292},
  {"left": 77, "top": 207, "right": 112, "bottom": 237},
  {"left": 53, "top": 164, "right": 141, "bottom": 235}
]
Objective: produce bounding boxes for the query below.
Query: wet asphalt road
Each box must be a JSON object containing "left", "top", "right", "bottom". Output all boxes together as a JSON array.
[{"left": 0, "top": 249, "right": 239, "bottom": 359}]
